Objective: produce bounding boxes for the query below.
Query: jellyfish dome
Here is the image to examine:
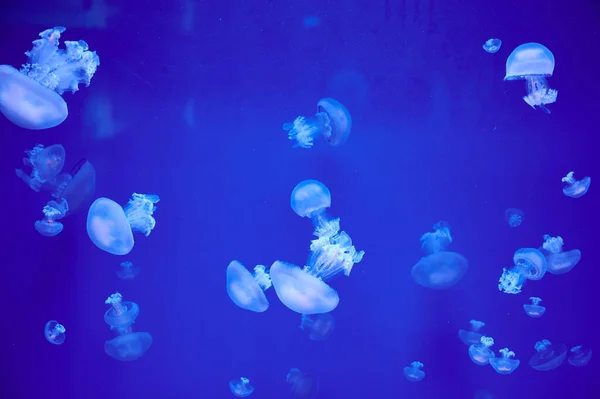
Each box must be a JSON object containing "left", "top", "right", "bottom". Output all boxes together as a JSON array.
[
  {"left": 412, "top": 251, "right": 468, "bottom": 289},
  {"left": 489, "top": 348, "right": 520, "bottom": 375},
  {"left": 230, "top": 377, "right": 254, "bottom": 398},
  {"left": 498, "top": 248, "right": 547, "bottom": 294},
  {"left": 105, "top": 331, "right": 152, "bottom": 362},
  {"left": 403, "top": 361, "right": 425, "bottom": 382},
  {"left": 529, "top": 339, "right": 567, "bottom": 371},
  {"left": 226, "top": 261, "right": 271, "bottom": 312},
  {"left": 300, "top": 313, "right": 335, "bottom": 341},
  {"left": 523, "top": 297, "right": 546, "bottom": 318},
  {"left": 469, "top": 336, "right": 496, "bottom": 366},
  {"left": 53, "top": 158, "right": 96, "bottom": 213},
  {"left": 542, "top": 234, "right": 581, "bottom": 275},
  {"left": 504, "top": 43, "right": 555, "bottom": 80},
  {"left": 44, "top": 320, "right": 66, "bottom": 345},
  {"left": 291, "top": 180, "right": 331, "bottom": 218},
  {"left": 483, "top": 38, "right": 502, "bottom": 54},
  {"left": 561, "top": 171, "right": 591, "bottom": 198},
  {"left": 458, "top": 320, "right": 486, "bottom": 345},
  {"left": 104, "top": 292, "right": 140, "bottom": 330},
  {"left": 286, "top": 368, "right": 319, "bottom": 399},
  {"left": 568, "top": 345, "right": 592, "bottom": 367}
]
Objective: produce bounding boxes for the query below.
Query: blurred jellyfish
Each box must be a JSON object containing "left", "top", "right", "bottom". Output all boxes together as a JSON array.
[
  {"left": 229, "top": 377, "right": 254, "bottom": 397},
  {"left": 504, "top": 43, "right": 557, "bottom": 113},
  {"left": 529, "top": 339, "right": 567, "bottom": 371},
  {"left": 523, "top": 297, "right": 546, "bottom": 318},
  {"left": 541, "top": 234, "right": 581, "bottom": 275},
  {"left": 489, "top": 348, "right": 520, "bottom": 374},
  {"left": 483, "top": 38, "right": 502, "bottom": 53},
  {"left": 16, "top": 144, "right": 66, "bottom": 192},
  {"left": 504, "top": 208, "right": 524, "bottom": 227},
  {"left": 561, "top": 171, "right": 591, "bottom": 198},
  {"left": 105, "top": 331, "right": 152, "bottom": 362},
  {"left": 226, "top": 261, "right": 271, "bottom": 312},
  {"left": 44, "top": 320, "right": 66, "bottom": 345},
  {"left": 286, "top": 368, "right": 319, "bottom": 399},
  {"left": 104, "top": 292, "right": 139, "bottom": 330},
  {"left": 87, "top": 193, "right": 160, "bottom": 255},
  {"left": 35, "top": 198, "right": 69, "bottom": 236},
  {"left": 403, "top": 361, "right": 425, "bottom": 382},
  {"left": 459, "top": 320, "right": 486, "bottom": 345},
  {"left": 0, "top": 27, "right": 99, "bottom": 130},
  {"left": 52, "top": 158, "right": 96, "bottom": 213},
  {"left": 116, "top": 261, "right": 140, "bottom": 280},
  {"left": 498, "top": 248, "right": 547, "bottom": 294},
  {"left": 283, "top": 98, "right": 352, "bottom": 148},
  {"left": 474, "top": 390, "right": 496, "bottom": 399},
  {"left": 568, "top": 345, "right": 592, "bottom": 367},
  {"left": 469, "top": 336, "right": 496, "bottom": 366},
  {"left": 300, "top": 313, "right": 335, "bottom": 341},
  {"left": 420, "top": 221, "right": 452, "bottom": 254}
]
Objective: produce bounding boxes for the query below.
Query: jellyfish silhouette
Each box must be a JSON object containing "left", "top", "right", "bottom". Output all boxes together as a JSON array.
[
  {"left": 458, "top": 320, "right": 486, "bottom": 345},
  {"left": 529, "top": 339, "right": 567, "bottom": 371},
  {"left": 403, "top": 361, "right": 425, "bottom": 382},
  {"left": 469, "top": 336, "right": 496, "bottom": 366},
  {"left": 523, "top": 297, "right": 546, "bottom": 318},
  {"left": 104, "top": 292, "right": 139, "bottom": 330},
  {"left": 300, "top": 313, "right": 335, "bottom": 341},
  {"left": 561, "top": 171, "right": 591, "bottom": 198},
  {"left": 420, "top": 221, "right": 452, "bottom": 254},
  {"left": 105, "top": 331, "right": 152, "bottom": 362},
  {"left": 498, "top": 248, "right": 547, "bottom": 294},
  {"left": 116, "top": 261, "right": 140, "bottom": 280},
  {"left": 226, "top": 261, "right": 271, "bottom": 312},
  {"left": 229, "top": 377, "right": 254, "bottom": 397},
  {"left": 504, "top": 208, "right": 524, "bottom": 227},
  {"left": 568, "top": 345, "right": 592, "bottom": 367},
  {"left": 15, "top": 144, "right": 66, "bottom": 192},
  {"left": 52, "top": 158, "right": 96, "bottom": 214},
  {"left": 286, "top": 368, "right": 319, "bottom": 399},
  {"left": 483, "top": 38, "right": 502, "bottom": 53},
  {"left": 541, "top": 234, "right": 581, "bottom": 275},
  {"left": 35, "top": 198, "right": 68, "bottom": 237},
  {"left": 489, "top": 348, "right": 520, "bottom": 374},
  {"left": 44, "top": 320, "right": 66, "bottom": 345}
]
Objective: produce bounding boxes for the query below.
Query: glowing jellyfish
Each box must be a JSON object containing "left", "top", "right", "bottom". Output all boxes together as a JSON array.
[
  {"left": 104, "top": 292, "right": 139, "bottom": 330},
  {"left": 226, "top": 261, "right": 271, "bottom": 312},
  {"left": 87, "top": 193, "right": 160, "bottom": 255},
  {"left": 523, "top": 297, "right": 546, "bottom": 318},
  {"left": 529, "top": 339, "right": 567, "bottom": 371},
  {"left": 291, "top": 180, "right": 331, "bottom": 219},
  {"left": 403, "top": 361, "right": 425, "bottom": 382},
  {"left": 44, "top": 320, "right": 66, "bottom": 345},
  {"left": 51, "top": 158, "right": 96, "bottom": 214},
  {"left": 489, "top": 348, "right": 520, "bottom": 374},
  {"left": 541, "top": 234, "right": 581, "bottom": 275},
  {"left": 0, "top": 27, "right": 99, "bottom": 130},
  {"left": 498, "top": 248, "right": 547, "bottom": 294},
  {"left": 300, "top": 313, "right": 335, "bottom": 341},
  {"left": 568, "top": 345, "right": 592, "bottom": 367},
  {"left": 458, "top": 320, "right": 486, "bottom": 345},
  {"left": 561, "top": 171, "right": 591, "bottom": 198},
  {"left": 420, "top": 221, "right": 452, "bottom": 254},
  {"left": 283, "top": 98, "right": 352, "bottom": 148},
  {"left": 229, "top": 377, "right": 254, "bottom": 398},
  {"left": 504, "top": 43, "right": 557, "bottom": 113},
  {"left": 105, "top": 331, "right": 152, "bottom": 362},
  {"left": 286, "top": 368, "right": 319, "bottom": 399},
  {"left": 34, "top": 198, "right": 69, "bottom": 236},
  {"left": 469, "top": 336, "right": 496, "bottom": 366},
  {"left": 504, "top": 208, "right": 524, "bottom": 227},
  {"left": 483, "top": 38, "right": 502, "bottom": 53},
  {"left": 15, "top": 144, "right": 66, "bottom": 192},
  {"left": 116, "top": 261, "right": 140, "bottom": 280}
]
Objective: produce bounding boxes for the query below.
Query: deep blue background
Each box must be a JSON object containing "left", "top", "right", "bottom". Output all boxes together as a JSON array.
[{"left": 1, "top": 0, "right": 598, "bottom": 398}]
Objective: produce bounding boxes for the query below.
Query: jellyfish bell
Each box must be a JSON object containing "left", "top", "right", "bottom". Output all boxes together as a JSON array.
[
  {"left": 529, "top": 340, "right": 567, "bottom": 371},
  {"left": 104, "top": 331, "right": 152, "bottom": 362},
  {"left": 54, "top": 159, "right": 96, "bottom": 214},
  {"left": 562, "top": 171, "right": 591, "bottom": 198},
  {"left": 489, "top": 348, "right": 520, "bottom": 375},
  {"left": 32, "top": 144, "right": 65, "bottom": 181},
  {"left": 458, "top": 320, "right": 486, "bottom": 345},
  {"left": 87, "top": 197, "right": 134, "bottom": 255},
  {"left": 291, "top": 180, "right": 331, "bottom": 218},
  {"left": 300, "top": 313, "right": 335, "bottom": 341},
  {"left": 469, "top": 338, "right": 496, "bottom": 366},
  {"left": 316, "top": 98, "right": 352, "bottom": 147},
  {"left": 514, "top": 248, "right": 547, "bottom": 280},
  {"left": 44, "top": 320, "right": 66, "bottom": 345},
  {"left": 229, "top": 377, "right": 254, "bottom": 398},
  {"left": 287, "top": 368, "right": 319, "bottom": 399},
  {"left": 568, "top": 345, "right": 592, "bottom": 367},
  {"left": 523, "top": 297, "right": 546, "bottom": 318},
  {"left": 226, "top": 261, "right": 270, "bottom": 312},
  {"left": 504, "top": 43, "right": 555, "bottom": 80},
  {"left": 546, "top": 249, "right": 581, "bottom": 274},
  {"left": 412, "top": 251, "right": 468, "bottom": 289},
  {"left": 104, "top": 300, "right": 139, "bottom": 329},
  {"left": 35, "top": 219, "right": 64, "bottom": 236},
  {"left": 403, "top": 362, "right": 425, "bottom": 382},
  {"left": 483, "top": 38, "right": 502, "bottom": 53}
]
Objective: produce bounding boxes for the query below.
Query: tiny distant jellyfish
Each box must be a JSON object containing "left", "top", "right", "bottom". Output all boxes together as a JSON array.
[
  {"left": 300, "top": 313, "right": 335, "bottom": 341},
  {"left": 474, "top": 390, "right": 496, "bottom": 399},
  {"left": 489, "top": 348, "right": 520, "bottom": 374},
  {"left": 568, "top": 345, "right": 592, "bottom": 367},
  {"left": 458, "top": 320, "right": 486, "bottom": 345},
  {"left": 104, "top": 292, "right": 140, "bottom": 330},
  {"left": 420, "top": 221, "right": 452, "bottom": 254},
  {"left": 283, "top": 98, "right": 352, "bottom": 148},
  {"left": 105, "top": 331, "right": 152, "bottom": 362},
  {"left": 529, "top": 339, "right": 567, "bottom": 371},
  {"left": 523, "top": 297, "right": 546, "bottom": 318},
  {"left": 0, "top": 27, "right": 100, "bottom": 130},
  {"left": 469, "top": 336, "right": 496, "bottom": 366},
  {"left": 561, "top": 171, "right": 591, "bottom": 198},
  {"left": 44, "top": 320, "right": 66, "bottom": 345},
  {"left": 116, "top": 261, "right": 140, "bottom": 280},
  {"left": 226, "top": 261, "right": 271, "bottom": 312},
  {"left": 483, "top": 38, "right": 502, "bottom": 53},
  {"left": 229, "top": 377, "right": 254, "bottom": 398},
  {"left": 403, "top": 361, "right": 425, "bottom": 382},
  {"left": 35, "top": 198, "right": 69, "bottom": 237},
  {"left": 498, "top": 248, "right": 547, "bottom": 294},
  {"left": 541, "top": 234, "right": 581, "bottom": 275},
  {"left": 286, "top": 368, "right": 319, "bottom": 399},
  {"left": 504, "top": 208, "right": 524, "bottom": 228},
  {"left": 302, "top": 16, "right": 321, "bottom": 29},
  {"left": 15, "top": 144, "right": 66, "bottom": 192}
]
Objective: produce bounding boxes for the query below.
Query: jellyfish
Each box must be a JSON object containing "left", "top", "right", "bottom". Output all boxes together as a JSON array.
[
  {"left": 283, "top": 98, "right": 352, "bottom": 148},
  {"left": 523, "top": 297, "right": 546, "bottom": 318},
  {"left": 35, "top": 198, "right": 69, "bottom": 236},
  {"left": 291, "top": 180, "right": 331, "bottom": 220},
  {"left": 105, "top": 331, "right": 152, "bottom": 362},
  {"left": 300, "top": 313, "right": 335, "bottom": 341},
  {"left": 104, "top": 292, "right": 139, "bottom": 330},
  {"left": 0, "top": 27, "right": 99, "bottom": 130},
  {"left": 504, "top": 208, "right": 524, "bottom": 227},
  {"left": 568, "top": 345, "right": 592, "bottom": 367},
  {"left": 469, "top": 336, "right": 496, "bottom": 366},
  {"left": 229, "top": 377, "right": 254, "bottom": 398},
  {"left": 489, "top": 348, "right": 520, "bottom": 374},
  {"left": 403, "top": 361, "right": 425, "bottom": 382},
  {"left": 529, "top": 339, "right": 567, "bottom": 371},
  {"left": 561, "top": 171, "right": 591, "bottom": 198},
  {"left": 504, "top": 43, "right": 557, "bottom": 113},
  {"left": 420, "top": 221, "right": 452, "bottom": 254},
  {"left": 15, "top": 144, "right": 66, "bottom": 192},
  {"left": 286, "top": 368, "right": 319, "bottom": 399},
  {"left": 51, "top": 158, "right": 96, "bottom": 214},
  {"left": 541, "top": 234, "right": 581, "bottom": 275},
  {"left": 483, "top": 38, "right": 502, "bottom": 53},
  {"left": 116, "top": 261, "right": 140, "bottom": 280},
  {"left": 226, "top": 261, "right": 271, "bottom": 312},
  {"left": 87, "top": 193, "right": 160, "bottom": 255},
  {"left": 458, "top": 320, "right": 486, "bottom": 345},
  {"left": 498, "top": 248, "right": 547, "bottom": 294},
  {"left": 44, "top": 320, "right": 66, "bottom": 345}
]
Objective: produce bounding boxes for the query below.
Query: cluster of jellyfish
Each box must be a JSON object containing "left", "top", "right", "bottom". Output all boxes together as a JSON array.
[{"left": 230, "top": 368, "right": 319, "bottom": 398}]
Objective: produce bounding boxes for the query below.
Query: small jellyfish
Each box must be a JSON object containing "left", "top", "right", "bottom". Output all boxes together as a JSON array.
[
  {"left": 498, "top": 248, "right": 547, "bottom": 294},
  {"left": 458, "top": 320, "right": 486, "bottom": 345},
  {"left": 561, "top": 171, "right": 591, "bottom": 198},
  {"left": 529, "top": 339, "right": 567, "bottom": 371},
  {"left": 226, "top": 261, "right": 271, "bottom": 312},
  {"left": 504, "top": 208, "right": 524, "bottom": 227},
  {"left": 104, "top": 292, "right": 140, "bottom": 330},
  {"left": 86, "top": 193, "right": 160, "bottom": 255},
  {"left": 420, "top": 221, "right": 452, "bottom": 254},
  {"left": 286, "top": 368, "right": 319, "bottom": 399},
  {"left": 229, "top": 377, "right": 254, "bottom": 398},
  {"left": 15, "top": 144, "right": 66, "bottom": 192},
  {"left": 489, "top": 348, "right": 520, "bottom": 374},
  {"left": 523, "top": 297, "right": 546, "bottom": 318},
  {"left": 300, "top": 313, "right": 335, "bottom": 341},
  {"left": 35, "top": 198, "right": 69, "bottom": 237},
  {"left": 283, "top": 98, "right": 352, "bottom": 148},
  {"left": 44, "top": 320, "right": 66, "bottom": 345},
  {"left": 116, "top": 261, "right": 140, "bottom": 280},
  {"left": 291, "top": 180, "right": 331, "bottom": 219},
  {"left": 105, "top": 331, "right": 152, "bottom": 362},
  {"left": 469, "top": 336, "right": 496, "bottom": 366},
  {"left": 483, "top": 38, "right": 502, "bottom": 53},
  {"left": 541, "top": 234, "right": 581, "bottom": 275},
  {"left": 403, "top": 361, "right": 425, "bottom": 382},
  {"left": 568, "top": 345, "right": 592, "bottom": 367},
  {"left": 51, "top": 158, "right": 96, "bottom": 214}
]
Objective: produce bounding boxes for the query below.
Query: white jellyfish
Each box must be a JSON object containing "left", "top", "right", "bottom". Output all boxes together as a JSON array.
[
  {"left": 490, "top": 348, "right": 520, "bottom": 374},
  {"left": 403, "top": 361, "right": 425, "bottom": 382},
  {"left": 483, "top": 38, "right": 502, "bottom": 53},
  {"left": 458, "top": 320, "right": 486, "bottom": 345},
  {"left": 226, "top": 261, "right": 272, "bottom": 312},
  {"left": 469, "top": 336, "right": 496, "bottom": 366},
  {"left": 35, "top": 198, "right": 69, "bottom": 236},
  {"left": 523, "top": 297, "right": 546, "bottom": 318},
  {"left": 15, "top": 144, "right": 66, "bottom": 192},
  {"left": 498, "top": 248, "right": 547, "bottom": 294},
  {"left": 541, "top": 234, "right": 581, "bottom": 275},
  {"left": 561, "top": 171, "right": 591, "bottom": 198}
]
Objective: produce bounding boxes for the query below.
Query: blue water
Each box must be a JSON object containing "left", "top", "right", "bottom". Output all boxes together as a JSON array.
[{"left": 1, "top": 1, "right": 598, "bottom": 398}]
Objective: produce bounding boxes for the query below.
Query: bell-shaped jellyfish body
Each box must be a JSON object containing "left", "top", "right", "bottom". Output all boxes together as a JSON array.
[
  {"left": 15, "top": 144, "right": 66, "bottom": 192},
  {"left": 229, "top": 377, "right": 254, "bottom": 398},
  {"left": 541, "top": 234, "right": 581, "bottom": 275},
  {"left": 116, "top": 261, "right": 140, "bottom": 280},
  {"left": 300, "top": 313, "right": 335, "bottom": 341},
  {"left": 489, "top": 348, "right": 520, "bottom": 375},
  {"left": 568, "top": 345, "right": 592, "bottom": 367},
  {"left": 469, "top": 336, "right": 496, "bottom": 366},
  {"left": 104, "top": 292, "right": 139, "bottom": 330},
  {"left": 561, "top": 171, "right": 591, "bottom": 199},
  {"left": 529, "top": 339, "right": 567, "bottom": 371},
  {"left": 286, "top": 368, "right": 319, "bottom": 399},
  {"left": 0, "top": 27, "right": 99, "bottom": 130},
  {"left": 226, "top": 261, "right": 271, "bottom": 312},
  {"left": 523, "top": 297, "right": 546, "bottom": 318},
  {"left": 35, "top": 198, "right": 69, "bottom": 237},
  {"left": 483, "top": 38, "right": 502, "bottom": 54},
  {"left": 105, "top": 331, "right": 152, "bottom": 362},
  {"left": 52, "top": 159, "right": 96, "bottom": 214},
  {"left": 498, "top": 248, "right": 547, "bottom": 294},
  {"left": 412, "top": 251, "right": 468, "bottom": 289},
  {"left": 505, "top": 208, "right": 524, "bottom": 228},
  {"left": 291, "top": 180, "right": 331, "bottom": 219},
  {"left": 458, "top": 320, "right": 486, "bottom": 345},
  {"left": 283, "top": 98, "right": 352, "bottom": 148},
  {"left": 420, "top": 221, "right": 452, "bottom": 254},
  {"left": 44, "top": 320, "right": 66, "bottom": 345},
  {"left": 403, "top": 361, "right": 425, "bottom": 382},
  {"left": 87, "top": 193, "right": 160, "bottom": 255}
]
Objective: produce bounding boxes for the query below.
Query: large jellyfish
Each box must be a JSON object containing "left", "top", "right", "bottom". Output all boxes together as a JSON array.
[
  {"left": 299, "top": 313, "right": 335, "bottom": 341},
  {"left": 229, "top": 377, "right": 254, "bottom": 397},
  {"left": 116, "top": 261, "right": 140, "bottom": 280},
  {"left": 104, "top": 292, "right": 139, "bottom": 330},
  {"left": 568, "top": 345, "right": 592, "bottom": 367},
  {"left": 498, "top": 248, "right": 547, "bottom": 294},
  {"left": 283, "top": 98, "right": 352, "bottom": 148},
  {"left": 403, "top": 361, "right": 425, "bottom": 382},
  {"left": 0, "top": 27, "right": 99, "bottom": 130},
  {"left": 286, "top": 368, "right": 319, "bottom": 399},
  {"left": 561, "top": 171, "right": 591, "bottom": 198},
  {"left": 469, "top": 336, "right": 496, "bottom": 366},
  {"left": 35, "top": 198, "right": 68, "bottom": 237},
  {"left": 504, "top": 43, "right": 557, "bottom": 113},
  {"left": 529, "top": 339, "right": 567, "bottom": 371},
  {"left": 226, "top": 261, "right": 271, "bottom": 312},
  {"left": 504, "top": 208, "right": 524, "bottom": 228},
  {"left": 15, "top": 144, "right": 65, "bottom": 192},
  {"left": 105, "top": 331, "right": 152, "bottom": 362},
  {"left": 489, "top": 348, "right": 520, "bottom": 375},
  {"left": 523, "top": 297, "right": 546, "bottom": 318},
  {"left": 87, "top": 193, "right": 160, "bottom": 255},
  {"left": 44, "top": 320, "right": 66, "bottom": 345},
  {"left": 541, "top": 234, "right": 581, "bottom": 275},
  {"left": 483, "top": 38, "right": 502, "bottom": 54},
  {"left": 458, "top": 320, "right": 486, "bottom": 345}
]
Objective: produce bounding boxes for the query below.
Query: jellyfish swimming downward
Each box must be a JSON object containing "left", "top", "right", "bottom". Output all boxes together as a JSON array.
[{"left": 561, "top": 171, "right": 591, "bottom": 198}]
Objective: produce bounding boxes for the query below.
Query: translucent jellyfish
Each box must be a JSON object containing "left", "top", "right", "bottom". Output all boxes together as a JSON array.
[
  {"left": 44, "top": 320, "right": 66, "bottom": 345},
  {"left": 51, "top": 158, "right": 96, "bottom": 214},
  {"left": 283, "top": 98, "right": 352, "bottom": 148},
  {"left": 299, "top": 313, "right": 335, "bottom": 341},
  {"left": 483, "top": 38, "right": 502, "bottom": 53},
  {"left": 498, "top": 248, "right": 547, "bottom": 294},
  {"left": 568, "top": 345, "right": 592, "bottom": 367},
  {"left": 116, "top": 261, "right": 140, "bottom": 280},
  {"left": 15, "top": 144, "right": 66, "bottom": 192},
  {"left": 226, "top": 261, "right": 271, "bottom": 312},
  {"left": 290, "top": 180, "right": 331, "bottom": 219},
  {"left": 504, "top": 208, "right": 524, "bottom": 228},
  {"left": 523, "top": 297, "right": 546, "bottom": 318},
  {"left": 412, "top": 251, "right": 468, "bottom": 289},
  {"left": 489, "top": 348, "right": 520, "bottom": 375},
  {"left": 34, "top": 198, "right": 69, "bottom": 237},
  {"left": 469, "top": 336, "right": 496, "bottom": 366},
  {"left": 541, "top": 234, "right": 581, "bottom": 275},
  {"left": 403, "top": 361, "right": 425, "bottom": 382},
  {"left": 458, "top": 320, "right": 486, "bottom": 345},
  {"left": 87, "top": 193, "right": 160, "bottom": 255},
  {"left": 103, "top": 292, "right": 139, "bottom": 330},
  {"left": 420, "top": 221, "right": 452, "bottom": 254},
  {"left": 286, "top": 368, "right": 319, "bottom": 399},
  {"left": 561, "top": 171, "right": 591, "bottom": 198},
  {"left": 229, "top": 377, "right": 254, "bottom": 398},
  {"left": 0, "top": 27, "right": 99, "bottom": 130},
  {"left": 529, "top": 339, "right": 567, "bottom": 371},
  {"left": 105, "top": 331, "right": 152, "bottom": 362}
]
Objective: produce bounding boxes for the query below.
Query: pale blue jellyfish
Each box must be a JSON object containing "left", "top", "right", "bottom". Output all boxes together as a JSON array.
[
  {"left": 504, "top": 43, "right": 557, "bottom": 113},
  {"left": 469, "top": 336, "right": 496, "bottom": 366},
  {"left": 34, "top": 198, "right": 69, "bottom": 237},
  {"left": 498, "top": 248, "right": 547, "bottom": 294},
  {"left": 105, "top": 331, "right": 152, "bottom": 362},
  {"left": 291, "top": 180, "right": 331, "bottom": 220},
  {"left": 283, "top": 98, "right": 352, "bottom": 148},
  {"left": 403, "top": 361, "right": 425, "bottom": 382},
  {"left": 420, "top": 221, "right": 452, "bottom": 254},
  {"left": 483, "top": 38, "right": 502, "bottom": 53},
  {"left": 504, "top": 208, "right": 524, "bottom": 227},
  {"left": 44, "top": 320, "right": 66, "bottom": 345},
  {"left": 300, "top": 313, "right": 335, "bottom": 341},
  {"left": 458, "top": 320, "right": 486, "bottom": 345},
  {"left": 15, "top": 144, "right": 65, "bottom": 192},
  {"left": 116, "top": 261, "right": 140, "bottom": 280},
  {"left": 229, "top": 377, "right": 254, "bottom": 397},
  {"left": 104, "top": 292, "right": 139, "bottom": 330},
  {"left": 523, "top": 297, "right": 546, "bottom": 318},
  {"left": 226, "top": 261, "right": 271, "bottom": 312},
  {"left": 568, "top": 345, "right": 592, "bottom": 367},
  {"left": 561, "top": 171, "right": 591, "bottom": 198},
  {"left": 0, "top": 27, "right": 99, "bottom": 130},
  {"left": 541, "top": 234, "right": 581, "bottom": 275},
  {"left": 51, "top": 158, "right": 96, "bottom": 214},
  {"left": 529, "top": 339, "right": 567, "bottom": 371},
  {"left": 286, "top": 368, "right": 319, "bottom": 399},
  {"left": 489, "top": 348, "right": 520, "bottom": 374},
  {"left": 86, "top": 193, "right": 160, "bottom": 255}
]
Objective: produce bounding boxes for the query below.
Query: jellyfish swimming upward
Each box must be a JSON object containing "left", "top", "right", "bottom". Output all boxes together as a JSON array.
[
  {"left": 489, "top": 348, "right": 520, "bottom": 375},
  {"left": 561, "top": 171, "right": 591, "bottom": 198},
  {"left": 403, "top": 361, "right": 425, "bottom": 382},
  {"left": 16, "top": 144, "right": 65, "bottom": 193},
  {"left": 469, "top": 336, "right": 496, "bottom": 366},
  {"left": 286, "top": 368, "right": 319, "bottom": 399},
  {"left": 117, "top": 261, "right": 140, "bottom": 280},
  {"left": 568, "top": 345, "right": 592, "bottom": 367},
  {"left": 230, "top": 377, "right": 254, "bottom": 398},
  {"left": 523, "top": 297, "right": 546, "bottom": 318},
  {"left": 35, "top": 198, "right": 69, "bottom": 237},
  {"left": 541, "top": 234, "right": 581, "bottom": 275},
  {"left": 498, "top": 248, "right": 547, "bottom": 294},
  {"left": 529, "top": 339, "right": 567, "bottom": 371},
  {"left": 226, "top": 260, "right": 272, "bottom": 312}
]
